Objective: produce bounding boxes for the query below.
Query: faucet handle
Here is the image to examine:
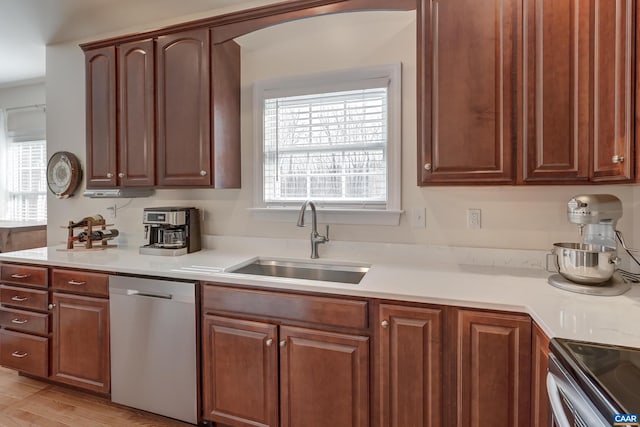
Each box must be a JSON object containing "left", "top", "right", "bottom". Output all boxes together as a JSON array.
[{"left": 325, "top": 225, "right": 330, "bottom": 241}]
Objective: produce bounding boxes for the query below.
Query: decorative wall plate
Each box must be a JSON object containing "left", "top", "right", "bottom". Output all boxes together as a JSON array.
[{"left": 47, "top": 151, "right": 82, "bottom": 199}]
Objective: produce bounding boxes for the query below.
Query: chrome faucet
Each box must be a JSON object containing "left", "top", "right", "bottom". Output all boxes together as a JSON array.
[{"left": 297, "top": 200, "right": 329, "bottom": 259}]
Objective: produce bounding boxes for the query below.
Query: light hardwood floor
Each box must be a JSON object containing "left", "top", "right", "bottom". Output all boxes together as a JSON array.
[{"left": 0, "top": 367, "right": 192, "bottom": 426}]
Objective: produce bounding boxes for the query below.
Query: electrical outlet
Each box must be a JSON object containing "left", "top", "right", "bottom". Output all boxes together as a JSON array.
[
  {"left": 410, "top": 208, "right": 426, "bottom": 228},
  {"left": 106, "top": 204, "right": 117, "bottom": 219},
  {"left": 467, "top": 208, "right": 481, "bottom": 229}
]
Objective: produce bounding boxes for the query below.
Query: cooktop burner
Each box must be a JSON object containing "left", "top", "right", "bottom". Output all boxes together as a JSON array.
[{"left": 552, "top": 338, "right": 640, "bottom": 419}]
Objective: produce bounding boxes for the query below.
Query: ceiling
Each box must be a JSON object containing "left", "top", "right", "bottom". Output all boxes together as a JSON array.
[{"left": 0, "top": 0, "right": 257, "bottom": 87}]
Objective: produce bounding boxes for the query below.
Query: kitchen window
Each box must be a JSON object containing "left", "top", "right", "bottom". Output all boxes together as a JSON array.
[
  {"left": 252, "top": 64, "right": 402, "bottom": 225},
  {"left": 0, "top": 107, "right": 47, "bottom": 222}
]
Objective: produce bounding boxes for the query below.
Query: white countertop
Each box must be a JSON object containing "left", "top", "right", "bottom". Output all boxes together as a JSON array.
[
  {"left": 0, "top": 220, "right": 46, "bottom": 230},
  {"left": 1, "top": 235, "right": 638, "bottom": 348}
]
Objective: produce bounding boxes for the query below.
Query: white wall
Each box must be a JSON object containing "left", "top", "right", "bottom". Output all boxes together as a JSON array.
[
  {"left": 0, "top": 82, "right": 45, "bottom": 109},
  {"left": 45, "top": 7, "right": 640, "bottom": 251}
]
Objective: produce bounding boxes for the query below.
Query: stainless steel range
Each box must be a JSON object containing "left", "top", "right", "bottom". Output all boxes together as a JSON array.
[{"left": 548, "top": 338, "right": 640, "bottom": 427}]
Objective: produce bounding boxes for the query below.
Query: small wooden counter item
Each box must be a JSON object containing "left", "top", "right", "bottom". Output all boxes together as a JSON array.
[{"left": 62, "top": 215, "right": 117, "bottom": 251}]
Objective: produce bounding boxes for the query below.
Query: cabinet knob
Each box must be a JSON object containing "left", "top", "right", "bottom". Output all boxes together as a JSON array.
[
  {"left": 200, "top": 170, "right": 207, "bottom": 176},
  {"left": 424, "top": 163, "right": 432, "bottom": 171},
  {"left": 48, "top": 303, "right": 56, "bottom": 310},
  {"left": 118, "top": 172, "right": 125, "bottom": 178},
  {"left": 279, "top": 340, "right": 287, "bottom": 347},
  {"left": 265, "top": 338, "right": 273, "bottom": 347},
  {"left": 106, "top": 172, "right": 113, "bottom": 178},
  {"left": 381, "top": 320, "right": 390, "bottom": 328},
  {"left": 612, "top": 155, "right": 625, "bottom": 164}
]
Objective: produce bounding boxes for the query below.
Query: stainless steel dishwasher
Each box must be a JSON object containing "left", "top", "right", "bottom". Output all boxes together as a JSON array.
[{"left": 108, "top": 275, "right": 197, "bottom": 424}]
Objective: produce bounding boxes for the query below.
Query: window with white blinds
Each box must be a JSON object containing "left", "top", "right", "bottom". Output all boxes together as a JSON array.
[
  {"left": 255, "top": 64, "right": 401, "bottom": 212},
  {"left": 7, "top": 140, "right": 47, "bottom": 221},
  {"left": 0, "top": 106, "right": 47, "bottom": 222}
]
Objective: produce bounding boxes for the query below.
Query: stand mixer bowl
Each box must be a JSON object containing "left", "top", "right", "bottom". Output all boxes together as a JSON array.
[{"left": 552, "top": 242, "right": 619, "bottom": 285}]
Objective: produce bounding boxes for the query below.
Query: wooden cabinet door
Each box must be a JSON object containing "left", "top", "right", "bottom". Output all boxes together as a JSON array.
[
  {"left": 280, "top": 326, "right": 369, "bottom": 427},
  {"left": 418, "top": 0, "right": 517, "bottom": 185},
  {"left": 85, "top": 46, "right": 117, "bottom": 188},
  {"left": 211, "top": 38, "right": 242, "bottom": 189},
  {"left": 202, "top": 315, "right": 278, "bottom": 427},
  {"left": 520, "top": 0, "right": 590, "bottom": 183},
  {"left": 450, "top": 309, "right": 531, "bottom": 427},
  {"left": 531, "top": 322, "right": 551, "bottom": 427},
  {"left": 591, "top": 0, "right": 633, "bottom": 182},
  {"left": 156, "top": 28, "right": 211, "bottom": 187},
  {"left": 378, "top": 304, "right": 442, "bottom": 427},
  {"left": 118, "top": 39, "right": 155, "bottom": 187},
  {"left": 51, "top": 293, "right": 110, "bottom": 394}
]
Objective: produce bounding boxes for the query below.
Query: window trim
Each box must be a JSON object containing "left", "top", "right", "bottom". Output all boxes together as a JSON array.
[{"left": 252, "top": 63, "right": 402, "bottom": 225}]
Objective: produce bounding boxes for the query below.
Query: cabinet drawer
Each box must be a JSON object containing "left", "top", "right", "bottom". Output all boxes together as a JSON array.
[
  {"left": 0, "top": 285, "right": 48, "bottom": 311},
  {"left": 0, "top": 264, "right": 47, "bottom": 288},
  {"left": 0, "top": 307, "right": 48, "bottom": 335},
  {"left": 202, "top": 284, "right": 368, "bottom": 329},
  {"left": 52, "top": 269, "right": 109, "bottom": 297},
  {"left": 0, "top": 329, "right": 48, "bottom": 377}
]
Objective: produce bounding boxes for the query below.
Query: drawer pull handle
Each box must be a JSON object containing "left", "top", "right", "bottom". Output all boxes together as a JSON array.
[
  {"left": 11, "top": 351, "right": 28, "bottom": 358},
  {"left": 10, "top": 274, "right": 30, "bottom": 279},
  {"left": 11, "top": 296, "right": 28, "bottom": 302},
  {"left": 68, "top": 280, "right": 86, "bottom": 286},
  {"left": 11, "top": 318, "right": 28, "bottom": 324}
]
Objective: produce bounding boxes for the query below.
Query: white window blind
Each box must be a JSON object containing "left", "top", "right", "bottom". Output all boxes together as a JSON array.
[
  {"left": 6, "top": 139, "right": 47, "bottom": 221},
  {"left": 263, "top": 86, "right": 388, "bottom": 207}
]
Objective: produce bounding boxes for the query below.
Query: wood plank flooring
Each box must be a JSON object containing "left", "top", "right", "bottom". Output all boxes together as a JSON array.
[{"left": 0, "top": 367, "right": 192, "bottom": 426}]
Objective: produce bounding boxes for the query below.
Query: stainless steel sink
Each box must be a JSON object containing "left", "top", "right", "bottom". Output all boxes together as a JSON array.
[{"left": 228, "top": 258, "right": 369, "bottom": 284}]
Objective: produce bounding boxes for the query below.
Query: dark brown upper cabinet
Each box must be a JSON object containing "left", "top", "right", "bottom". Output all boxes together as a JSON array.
[
  {"left": 82, "top": 29, "right": 241, "bottom": 189},
  {"left": 521, "top": 0, "right": 634, "bottom": 184},
  {"left": 118, "top": 39, "right": 155, "bottom": 187},
  {"left": 591, "top": 0, "right": 634, "bottom": 183},
  {"left": 85, "top": 46, "right": 117, "bottom": 188},
  {"left": 210, "top": 36, "right": 241, "bottom": 189},
  {"left": 418, "top": 0, "right": 518, "bottom": 185},
  {"left": 419, "top": 0, "right": 635, "bottom": 186},
  {"left": 520, "top": 0, "right": 590, "bottom": 183},
  {"left": 156, "top": 28, "right": 212, "bottom": 187}
]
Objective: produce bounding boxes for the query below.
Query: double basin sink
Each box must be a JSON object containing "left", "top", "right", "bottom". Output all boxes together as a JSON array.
[{"left": 228, "top": 258, "right": 370, "bottom": 284}]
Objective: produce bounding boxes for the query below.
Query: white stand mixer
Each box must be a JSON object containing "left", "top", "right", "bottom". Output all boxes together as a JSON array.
[{"left": 548, "top": 194, "right": 631, "bottom": 296}]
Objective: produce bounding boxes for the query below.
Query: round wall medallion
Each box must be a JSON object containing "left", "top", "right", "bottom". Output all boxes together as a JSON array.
[{"left": 47, "top": 151, "right": 82, "bottom": 199}]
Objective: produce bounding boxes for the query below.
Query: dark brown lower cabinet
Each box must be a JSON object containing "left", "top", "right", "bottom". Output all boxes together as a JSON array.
[
  {"left": 202, "top": 315, "right": 278, "bottom": 427},
  {"left": 201, "top": 284, "right": 542, "bottom": 427},
  {"left": 201, "top": 316, "right": 369, "bottom": 427},
  {"left": 0, "top": 329, "right": 48, "bottom": 377},
  {"left": 51, "top": 292, "right": 110, "bottom": 394},
  {"left": 279, "top": 326, "right": 369, "bottom": 427},
  {"left": 378, "top": 304, "right": 443, "bottom": 427},
  {"left": 531, "top": 322, "right": 551, "bottom": 427},
  {"left": 450, "top": 309, "right": 532, "bottom": 427}
]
